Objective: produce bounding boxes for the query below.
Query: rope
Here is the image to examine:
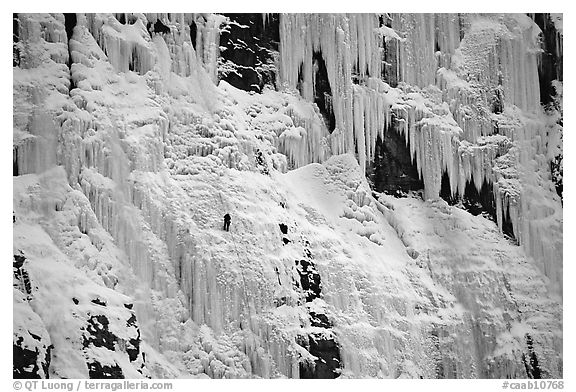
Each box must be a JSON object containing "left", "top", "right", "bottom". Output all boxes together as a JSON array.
[{"left": 217, "top": 191, "right": 255, "bottom": 331}]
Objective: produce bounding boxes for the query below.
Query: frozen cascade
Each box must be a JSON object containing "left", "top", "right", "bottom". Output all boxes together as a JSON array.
[
  {"left": 13, "top": 14, "right": 69, "bottom": 177},
  {"left": 392, "top": 14, "right": 438, "bottom": 88},
  {"left": 55, "top": 14, "right": 303, "bottom": 377},
  {"left": 13, "top": 13, "right": 562, "bottom": 379},
  {"left": 193, "top": 14, "right": 226, "bottom": 83},
  {"left": 83, "top": 14, "right": 155, "bottom": 75},
  {"left": 279, "top": 14, "right": 391, "bottom": 171},
  {"left": 280, "top": 100, "right": 330, "bottom": 168},
  {"left": 432, "top": 15, "right": 561, "bottom": 294},
  {"left": 14, "top": 111, "right": 59, "bottom": 176},
  {"left": 82, "top": 13, "right": 223, "bottom": 81},
  {"left": 278, "top": 13, "right": 561, "bottom": 295}
]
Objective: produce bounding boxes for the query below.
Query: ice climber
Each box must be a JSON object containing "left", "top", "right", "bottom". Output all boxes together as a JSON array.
[{"left": 223, "top": 213, "right": 231, "bottom": 232}]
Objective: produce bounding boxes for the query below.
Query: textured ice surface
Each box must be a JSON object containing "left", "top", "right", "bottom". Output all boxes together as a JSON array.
[{"left": 13, "top": 13, "right": 562, "bottom": 378}]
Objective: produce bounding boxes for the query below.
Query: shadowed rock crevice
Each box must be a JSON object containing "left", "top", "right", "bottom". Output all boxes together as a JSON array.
[
  {"left": 13, "top": 336, "right": 52, "bottom": 379},
  {"left": 294, "top": 259, "right": 322, "bottom": 303},
  {"left": 13, "top": 147, "right": 19, "bottom": 176},
  {"left": 551, "top": 156, "right": 562, "bottom": 201},
  {"left": 531, "top": 14, "right": 562, "bottom": 106},
  {"left": 522, "top": 334, "right": 543, "bottom": 379},
  {"left": 64, "top": 13, "right": 76, "bottom": 42},
  {"left": 14, "top": 254, "right": 32, "bottom": 296},
  {"left": 368, "top": 129, "right": 424, "bottom": 196},
  {"left": 87, "top": 361, "right": 124, "bottom": 379},
  {"left": 293, "top": 241, "right": 341, "bottom": 378},
  {"left": 13, "top": 13, "right": 20, "bottom": 66},
  {"left": 279, "top": 223, "right": 290, "bottom": 245},
  {"left": 312, "top": 51, "right": 335, "bottom": 133},
  {"left": 218, "top": 14, "right": 279, "bottom": 92},
  {"left": 189, "top": 21, "right": 197, "bottom": 50},
  {"left": 439, "top": 173, "right": 516, "bottom": 241},
  {"left": 80, "top": 305, "right": 146, "bottom": 378},
  {"left": 64, "top": 14, "right": 76, "bottom": 90},
  {"left": 297, "top": 332, "right": 341, "bottom": 379}
]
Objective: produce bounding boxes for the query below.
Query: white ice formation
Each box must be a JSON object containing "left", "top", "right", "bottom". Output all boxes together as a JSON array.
[
  {"left": 278, "top": 13, "right": 562, "bottom": 296},
  {"left": 13, "top": 13, "right": 562, "bottom": 379}
]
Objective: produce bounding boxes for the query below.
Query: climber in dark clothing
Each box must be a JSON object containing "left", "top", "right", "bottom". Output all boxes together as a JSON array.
[{"left": 223, "top": 213, "right": 231, "bottom": 232}]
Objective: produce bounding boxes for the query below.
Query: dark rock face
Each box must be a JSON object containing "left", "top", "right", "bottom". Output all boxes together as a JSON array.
[
  {"left": 153, "top": 20, "right": 171, "bottom": 35},
  {"left": 294, "top": 259, "right": 322, "bottom": 303},
  {"left": 529, "top": 14, "right": 565, "bottom": 203},
  {"left": 531, "top": 15, "right": 563, "bottom": 202},
  {"left": 531, "top": 14, "right": 562, "bottom": 106},
  {"left": 91, "top": 297, "right": 107, "bottom": 307},
  {"left": 14, "top": 340, "right": 41, "bottom": 379},
  {"left": 491, "top": 85, "right": 504, "bottom": 114},
  {"left": 13, "top": 336, "right": 52, "bottom": 379},
  {"left": 13, "top": 253, "right": 52, "bottom": 378},
  {"left": 189, "top": 21, "right": 197, "bottom": 50},
  {"left": 13, "top": 13, "right": 18, "bottom": 44},
  {"left": 13, "top": 147, "right": 19, "bottom": 176},
  {"left": 381, "top": 15, "right": 398, "bottom": 87},
  {"left": 80, "top": 305, "right": 146, "bottom": 378},
  {"left": 368, "top": 128, "right": 424, "bottom": 195},
  {"left": 145, "top": 19, "right": 171, "bottom": 38},
  {"left": 13, "top": 14, "right": 20, "bottom": 66},
  {"left": 125, "top": 313, "right": 141, "bottom": 362},
  {"left": 551, "top": 156, "right": 562, "bottom": 201},
  {"left": 64, "top": 13, "right": 76, "bottom": 73},
  {"left": 292, "top": 241, "right": 341, "bottom": 378},
  {"left": 279, "top": 223, "right": 291, "bottom": 245},
  {"left": 368, "top": 115, "right": 518, "bottom": 239},
  {"left": 14, "top": 254, "right": 32, "bottom": 296},
  {"left": 309, "top": 311, "right": 330, "bottom": 329},
  {"left": 218, "top": 14, "right": 279, "bottom": 92},
  {"left": 83, "top": 315, "right": 117, "bottom": 351},
  {"left": 440, "top": 173, "right": 495, "bottom": 217},
  {"left": 312, "top": 51, "right": 335, "bottom": 132},
  {"left": 522, "top": 334, "right": 543, "bottom": 379},
  {"left": 439, "top": 173, "right": 516, "bottom": 241},
  {"left": 87, "top": 361, "right": 124, "bottom": 379},
  {"left": 255, "top": 149, "right": 269, "bottom": 174},
  {"left": 298, "top": 332, "right": 341, "bottom": 379},
  {"left": 64, "top": 13, "right": 76, "bottom": 40}
]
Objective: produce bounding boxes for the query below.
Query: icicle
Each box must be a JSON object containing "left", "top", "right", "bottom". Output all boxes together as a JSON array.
[
  {"left": 279, "top": 14, "right": 389, "bottom": 170},
  {"left": 278, "top": 99, "right": 330, "bottom": 168},
  {"left": 14, "top": 110, "right": 59, "bottom": 175},
  {"left": 392, "top": 14, "right": 437, "bottom": 88},
  {"left": 194, "top": 14, "right": 225, "bottom": 83}
]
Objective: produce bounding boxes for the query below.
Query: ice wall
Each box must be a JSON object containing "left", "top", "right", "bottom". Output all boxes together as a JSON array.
[
  {"left": 24, "top": 13, "right": 304, "bottom": 378},
  {"left": 277, "top": 13, "right": 562, "bottom": 295},
  {"left": 279, "top": 14, "right": 392, "bottom": 172},
  {"left": 13, "top": 14, "right": 68, "bottom": 177},
  {"left": 13, "top": 12, "right": 562, "bottom": 379},
  {"left": 81, "top": 13, "right": 223, "bottom": 81}
]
